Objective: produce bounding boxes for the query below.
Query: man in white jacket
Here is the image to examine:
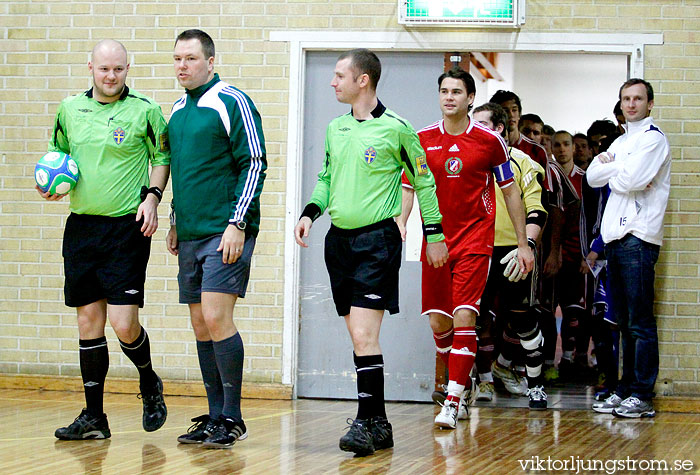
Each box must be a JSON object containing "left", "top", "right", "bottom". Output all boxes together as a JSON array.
[{"left": 586, "top": 78, "right": 671, "bottom": 418}]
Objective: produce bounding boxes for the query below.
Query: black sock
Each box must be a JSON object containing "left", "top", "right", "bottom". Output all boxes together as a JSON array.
[
  {"left": 196, "top": 339, "right": 224, "bottom": 419},
  {"left": 119, "top": 326, "right": 158, "bottom": 392},
  {"left": 79, "top": 336, "right": 109, "bottom": 417},
  {"left": 354, "top": 353, "right": 386, "bottom": 420},
  {"left": 213, "top": 332, "right": 244, "bottom": 422}
]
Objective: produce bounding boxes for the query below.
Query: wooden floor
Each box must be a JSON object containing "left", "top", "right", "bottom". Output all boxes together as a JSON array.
[{"left": 2, "top": 389, "right": 699, "bottom": 474}]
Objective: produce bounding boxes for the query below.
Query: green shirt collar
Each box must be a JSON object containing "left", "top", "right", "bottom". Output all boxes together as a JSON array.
[{"left": 186, "top": 73, "right": 220, "bottom": 99}]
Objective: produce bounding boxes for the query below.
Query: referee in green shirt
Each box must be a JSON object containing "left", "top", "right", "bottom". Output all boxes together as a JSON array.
[
  {"left": 294, "top": 49, "right": 448, "bottom": 457},
  {"left": 36, "top": 40, "right": 169, "bottom": 440}
]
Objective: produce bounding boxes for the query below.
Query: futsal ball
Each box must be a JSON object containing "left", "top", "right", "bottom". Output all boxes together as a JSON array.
[{"left": 34, "top": 151, "right": 79, "bottom": 195}]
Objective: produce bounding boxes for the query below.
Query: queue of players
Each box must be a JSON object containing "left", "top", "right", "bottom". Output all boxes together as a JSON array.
[{"left": 40, "top": 36, "right": 668, "bottom": 458}]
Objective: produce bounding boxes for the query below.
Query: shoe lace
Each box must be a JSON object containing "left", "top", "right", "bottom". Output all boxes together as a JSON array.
[
  {"left": 606, "top": 393, "right": 622, "bottom": 404},
  {"left": 343, "top": 418, "right": 371, "bottom": 441},
  {"left": 527, "top": 386, "right": 547, "bottom": 400},
  {"left": 69, "top": 410, "right": 97, "bottom": 430},
  {"left": 138, "top": 390, "right": 164, "bottom": 409},
  {"left": 622, "top": 396, "right": 641, "bottom": 407},
  {"left": 187, "top": 415, "right": 210, "bottom": 434}
]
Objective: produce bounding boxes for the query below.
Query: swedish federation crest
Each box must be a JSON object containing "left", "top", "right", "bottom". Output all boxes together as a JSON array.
[
  {"left": 113, "top": 127, "right": 125, "bottom": 145},
  {"left": 364, "top": 146, "right": 377, "bottom": 164}
]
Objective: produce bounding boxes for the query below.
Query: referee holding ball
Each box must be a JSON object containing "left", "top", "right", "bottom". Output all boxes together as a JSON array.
[{"left": 38, "top": 39, "right": 170, "bottom": 440}]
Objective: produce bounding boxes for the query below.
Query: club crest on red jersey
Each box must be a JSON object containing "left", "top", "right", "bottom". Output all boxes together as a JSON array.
[
  {"left": 364, "top": 146, "right": 377, "bottom": 164},
  {"left": 113, "top": 127, "right": 126, "bottom": 145},
  {"left": 445, "top": 157, "right": 463, "bottom": 175}
]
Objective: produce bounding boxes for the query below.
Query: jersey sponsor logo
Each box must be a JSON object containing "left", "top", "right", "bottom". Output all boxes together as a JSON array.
[
  {"left": 449, "top": 144, "right": 460, "bottom": 152},
  {"left": 445, "top": 157, "right": 463, "bottom": 175},
  {"left": 416, "top": 154, "right": 429, "bottom": 175},
  {"left": 427, "top": 145, "right": 442, "bottom": 151},
  {"left": 364, "top": 146, "right": 377, "bottom": 164},
  {"left": 113, "top": 127, "right": 126, "bottom": 145},
  {"left": 159, "top": 132, "right": 170, "bottom": 152},
  {"left": 78, "top": 108, "right": 93, "bottom": 113},
  {"left": 339, "top": 127, "right": 351, "bottom": 132}
]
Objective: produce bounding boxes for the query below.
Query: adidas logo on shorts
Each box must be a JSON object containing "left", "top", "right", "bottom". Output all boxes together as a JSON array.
[{"left": 124, "top": 289, "right": 139, "bottom": 295}]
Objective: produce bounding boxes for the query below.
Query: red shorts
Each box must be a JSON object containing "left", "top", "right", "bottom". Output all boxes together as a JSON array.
[{"left": 421, "top": 253, "right": 491, "bottom": 317}]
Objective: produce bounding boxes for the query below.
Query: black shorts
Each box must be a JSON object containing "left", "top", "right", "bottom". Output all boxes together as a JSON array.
[
  {"left": 324, "top": 218, "right": 402, "bottom": 317},
  {"left": 62, "top": 213, "right": 151, "bottom": 308},
  {"left": 478, "top": 245, "right": 535, "bottom": 330}
]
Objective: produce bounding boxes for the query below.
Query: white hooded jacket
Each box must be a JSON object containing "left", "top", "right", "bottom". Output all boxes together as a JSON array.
[{"left": 586, "top": 116, "right": 671, "bottom": 246}]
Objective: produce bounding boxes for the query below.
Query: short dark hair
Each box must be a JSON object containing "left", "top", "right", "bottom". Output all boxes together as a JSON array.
[
  {"left": 542, "top": 124, "right": 555, "bottom": 136},
  {"left": 338, "top": 49, "right": 381, "bottom": 90},
  {"left": 176, "top": 29, "right": 215, "bottom": 59},
  {"left": 473, "top": 102, "right": 507, "bottom": 130},
  {"left": 573, "top": 133, "right": 591, "bottom": 146},
  {"left": 553, "top": 130, "right": 573, "bottom": 141},
  {"left": 586, "top": 119, "right": 617, "bottom": 141},
  {"left": 438, "top": 67, "right": 476, "bottom": 96},
  {"left": 489, "top": 90, "right": 522, "bottom": 113},
  {"left": 520, "top": 113, "right": 544, "bottom": 127},
  {"left": 619, "top": 78, "right": 654, "bottom": 101},
  {"left": 613, "top": 100, "right": 623, "bottom": 116}
]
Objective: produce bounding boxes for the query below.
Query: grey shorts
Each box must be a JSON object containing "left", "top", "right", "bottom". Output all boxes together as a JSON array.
[{"left": 177, "top": 233, "right": 256, "bottom": 304}]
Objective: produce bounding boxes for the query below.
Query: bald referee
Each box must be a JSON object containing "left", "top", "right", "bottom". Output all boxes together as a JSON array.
[{"left": 37, "top": 39, "right": 170, "bottom": 440}]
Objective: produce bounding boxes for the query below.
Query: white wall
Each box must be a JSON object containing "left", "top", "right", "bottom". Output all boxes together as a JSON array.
[{"left": 481, "top": 52, "right": 628, "bottom": 135}]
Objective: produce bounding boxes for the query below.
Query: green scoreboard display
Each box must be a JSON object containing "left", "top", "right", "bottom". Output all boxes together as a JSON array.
[{"left": 399, "top": 0, "right": 524, "bottom": 26}]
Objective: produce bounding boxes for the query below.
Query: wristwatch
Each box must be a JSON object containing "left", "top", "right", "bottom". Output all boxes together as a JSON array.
[{"left": 233, "top": 220, "right": 246, "bottom": 231}]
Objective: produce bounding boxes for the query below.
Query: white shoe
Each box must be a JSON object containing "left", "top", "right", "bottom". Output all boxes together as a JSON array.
[
  {"left": 476, "top": 381, "right": 494, "bottom": 401},
  {"left": 435, "top": 403, "right": 458, "bottom": 429},
  {"left": 491, "top": 362, "right": 528, "bottom": 396}
]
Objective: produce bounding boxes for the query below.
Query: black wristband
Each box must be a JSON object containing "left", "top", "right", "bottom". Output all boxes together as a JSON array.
[
  {"left": 527, "top": 237, "right": 537, "bottom": 250},
  {"left": 422, "top": 222, "right": 443, "bottom": 236},
  {"left": 140, "top": 186, "right": 162, "bottom": 203},
  {"left": 526, "top": 209, "right": 547, "bottom": 228},
  {"left": 300, "top": 203, "right": 322, "bottom": 222}
]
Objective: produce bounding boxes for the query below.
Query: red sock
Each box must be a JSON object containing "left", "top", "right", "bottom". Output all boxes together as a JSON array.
[
  {"left": 446, "top": 326, "right": 477, "bottom": 404},
  {"left": 433, "top": 328, "right": 453, "bottom": 366}
]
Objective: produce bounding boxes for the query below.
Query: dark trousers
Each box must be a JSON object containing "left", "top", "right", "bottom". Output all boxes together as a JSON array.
[{"left": 606, "top": 234, "right": 660, "bottom": 401}]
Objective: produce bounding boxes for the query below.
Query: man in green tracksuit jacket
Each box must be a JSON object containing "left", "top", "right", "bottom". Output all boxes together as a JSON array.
[
  {"left": 167, "top": 29, "right": 266, "bottom": 449},
  {"left": 294, "top": 49, "right": 448, "bottom": 457}
]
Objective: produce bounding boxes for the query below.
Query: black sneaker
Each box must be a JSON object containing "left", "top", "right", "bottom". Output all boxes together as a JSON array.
[
  {"left": 203, "top": 416, "right": 248, "bottom": 449},
  {"left": 431, "top": 384, "right": 447, "bottom": 406},
  {"left": 527, "top": 385, "right": 548, "bottom": 410},
  {"left": 139, "top": 375, "right": 167, "bottom": 432},
  {"left": 370, "top": 417, "right": 393, "bottom": 450},
  {"left": 339, "top": 418, "right": 374, "bottom": 456},
  {"left": 55, "top": 409, "right": 111, "bottom": 440},
  {"left": 177, "top": 415, "right": 219, "bottom": 444}
]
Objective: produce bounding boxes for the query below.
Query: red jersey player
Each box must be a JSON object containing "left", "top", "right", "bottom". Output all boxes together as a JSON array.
[
  {"left": 551, "top": 130, "right": 590, "bottom": 379},
  {"left": 401, "top": 68, "right": 534, "bottom": 430}
]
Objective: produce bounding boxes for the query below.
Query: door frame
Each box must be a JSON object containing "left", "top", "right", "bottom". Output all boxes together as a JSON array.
[{"left": 269, "top": 30, "right": 664, "bottom": 396}]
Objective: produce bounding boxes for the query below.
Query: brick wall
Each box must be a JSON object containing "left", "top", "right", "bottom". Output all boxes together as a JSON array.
[{"left": 0, "top": 1, "right": 698, "bottom": 395}]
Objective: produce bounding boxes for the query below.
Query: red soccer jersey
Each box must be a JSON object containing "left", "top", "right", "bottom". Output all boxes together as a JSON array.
[
  {"left": 561, "top": 164, "right": 585, "bottom": 261},
  {"left": 403, "top": 119, "right": 514, "bottom": 257},
  {"left": 514, "top": 134, "right": 553, "bottom": 194}
]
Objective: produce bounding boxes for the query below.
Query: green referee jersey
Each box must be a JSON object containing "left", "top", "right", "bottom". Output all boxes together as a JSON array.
[
  {"left": 309, "top": 101, "right": 444, "bottom": 242},
  {"left": 49, "top": 86, "right": 171, "bottom": 217}
]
